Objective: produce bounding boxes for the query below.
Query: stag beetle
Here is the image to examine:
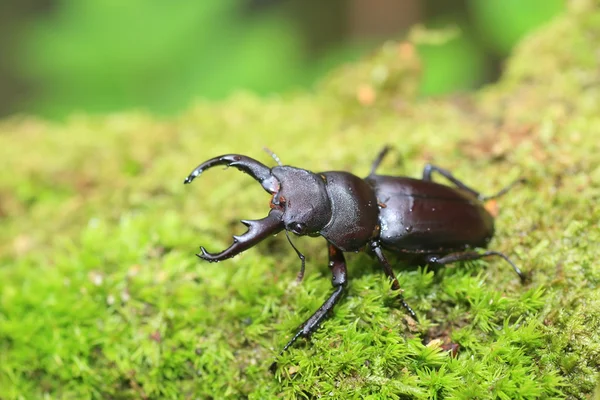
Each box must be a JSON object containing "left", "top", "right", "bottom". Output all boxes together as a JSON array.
[{"left": 183, "top": 147, "right": 525, "bottom": 367}]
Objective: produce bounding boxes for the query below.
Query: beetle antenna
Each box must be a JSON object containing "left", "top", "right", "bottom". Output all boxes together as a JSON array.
[
  {"left": 263, "top": 147, "right": 283, "bottom": 167},
  {"left": 285, "top": 230, "right": 306, "bottom": 282}
]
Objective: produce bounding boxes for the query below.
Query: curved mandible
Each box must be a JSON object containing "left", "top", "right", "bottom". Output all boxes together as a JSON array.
[
  {"left": 198, "top": 209, "right": 284, "bottom": 262},
  {"left": 183, "top": 154, "right": 278, "bottom": 193}
]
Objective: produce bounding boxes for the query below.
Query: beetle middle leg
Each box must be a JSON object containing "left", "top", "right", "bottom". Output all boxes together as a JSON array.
[
  {"left": 271, "top": 244, "right": 348, "bottom": 370},
  {"left": 371, "top": 241, "right": 419, "bottom": 321},
  {"left": 425, "top": 251, "right": 527, "bottom": 283},
  {"left": 422, "top": 164, "right": 525, "bottom": 201}
]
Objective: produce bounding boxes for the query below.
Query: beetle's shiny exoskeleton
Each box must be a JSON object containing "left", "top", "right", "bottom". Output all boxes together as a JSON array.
[{"left": 183, "top": 147, "right": 525, "bottom": 368}]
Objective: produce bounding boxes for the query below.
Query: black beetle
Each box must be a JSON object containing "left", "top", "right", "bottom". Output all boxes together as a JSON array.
[{"left": 183, "top": 147, "right": 525, "bottom": 367}]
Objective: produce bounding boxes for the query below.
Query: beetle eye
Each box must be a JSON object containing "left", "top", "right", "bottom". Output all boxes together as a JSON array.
[{"left": 291, "top": 222, "right": 307, "bottom": 235}]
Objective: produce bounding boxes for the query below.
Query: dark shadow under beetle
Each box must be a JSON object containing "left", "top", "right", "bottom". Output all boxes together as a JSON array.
[{"left": 183, "top": 146, "right": 526, "bottom": 371}]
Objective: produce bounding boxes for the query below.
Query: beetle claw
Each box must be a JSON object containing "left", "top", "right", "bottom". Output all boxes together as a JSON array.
[
  {"left": 195, "top": 210, "right": 284, "bottom": 262},
  {"left": 196, "top": 247, "right": 214, "bottom": 261},
  {"left": 183, "top": 154, "right": 279, "bottom": 192},
  {"left": 184, "top": 154, "right": 286, "bottom": 261}
]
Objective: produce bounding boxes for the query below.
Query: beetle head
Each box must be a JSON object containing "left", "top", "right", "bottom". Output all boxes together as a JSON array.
[{"left": 270, "top": 166, "right": 333, "bottom": 236}]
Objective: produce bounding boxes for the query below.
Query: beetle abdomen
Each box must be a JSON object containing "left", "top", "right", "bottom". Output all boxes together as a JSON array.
[{"left": 366, "top": 176, "right": 494, "bottom": 253}]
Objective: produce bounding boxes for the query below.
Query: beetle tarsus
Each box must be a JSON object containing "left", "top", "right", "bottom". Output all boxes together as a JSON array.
[{"left": 479, "top": 178, "right": 527, "bottom": 201}]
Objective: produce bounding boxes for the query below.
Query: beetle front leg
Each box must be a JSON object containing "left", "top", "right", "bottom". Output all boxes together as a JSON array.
[
  {"left": 270, "top": 244, "right": 347, "bottom": 371},
  {"left": 371, "top": 241, "right": 418, "bottom": 321}
]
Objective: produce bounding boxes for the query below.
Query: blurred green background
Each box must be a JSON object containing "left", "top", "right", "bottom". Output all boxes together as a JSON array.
[{"left": 0, "top": 0, "right": 563, "bottom": 119}]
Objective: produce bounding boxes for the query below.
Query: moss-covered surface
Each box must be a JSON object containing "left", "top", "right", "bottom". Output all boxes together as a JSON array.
[{"left": 1, "top": 2, "right": 600, "bottom": 399}]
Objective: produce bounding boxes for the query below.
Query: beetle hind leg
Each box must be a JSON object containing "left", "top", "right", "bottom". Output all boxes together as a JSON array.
[
  {"left": 425, "top": 251, "right": 527, "bottom": 283},
  {"left": 270, "top": 244, "right": 347, "bottom": 371},
  {"left": 479, "top": 178, "right": 527, "bottom": 201},
  {"left": 422, "top": 164, "right": 482, "bottom": 198},
  {"left": 422, "top": 164, "right": 525, "bottom": 201}
]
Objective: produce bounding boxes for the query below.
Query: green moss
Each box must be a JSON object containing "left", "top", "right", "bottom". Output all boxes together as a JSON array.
[{"left": 1, "top": 2, "right": 599, "bottom": 398}]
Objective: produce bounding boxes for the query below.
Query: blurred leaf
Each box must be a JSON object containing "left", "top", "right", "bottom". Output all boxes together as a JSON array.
[
  {"left": 417, "top": 24, "right": 487, "bottom": 96},
  {"left": 408, "top": 24, "right": 460, "bottom": 45},
  {"left": 18, "top": 0, "right": 306, "bottom": 117},
  {"left": 470, "top": 0, "right": 564, "bottom": 54}
]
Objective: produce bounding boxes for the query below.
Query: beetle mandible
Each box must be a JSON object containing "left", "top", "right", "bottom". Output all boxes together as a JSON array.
[{"left": 183, "top": 147, "right": 525, "bottom": 366}]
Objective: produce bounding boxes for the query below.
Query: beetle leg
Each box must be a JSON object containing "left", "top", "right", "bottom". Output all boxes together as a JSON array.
[
  {"left": 425, "top": 251, "right": 527, "bottom": 283},
  {"left": 197, "top": 209, "right": 284, "bottom": 262},
  {"left": 479, "top": 178, "right": 527, "bottom": 201},
  {"left": 371, "top": 241, "right": 419, "bottom": 321},
  {"left": 369, "top": 145, "right": 392, "bottom": 176},
  {"left": 422, "top": 164, "right": 482, "bottom": 198},
  {"left": 422, "top": 164, "right": 525, "bottom": 201},
  {"left": 270, "top": 244, "right": 347, "bottom": 371}
]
